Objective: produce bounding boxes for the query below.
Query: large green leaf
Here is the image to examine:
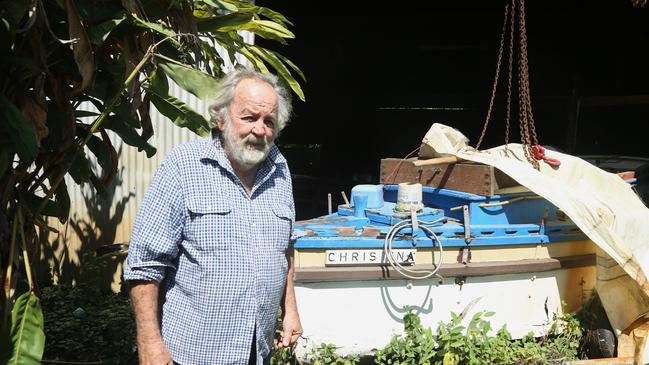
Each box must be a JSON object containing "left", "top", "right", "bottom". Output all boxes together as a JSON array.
[
  {"left": 203, "top": 17, "right": 294, "bottom": 44},
  {"left": 273, "top": 51, "right": 306, "bottom": 82},
  {"left": 131, "top": 15, "right": 176, "bottom": 38},
  {"left": 112, "top": 99, "right": 141, "bottom": 129},
  {"left": 223, "top": 0, "right": 293, "bottom": 27},
  {"left": 41, "top": 102, "right": 75, "bottom": 154},
  {"left": 85, "top": 130, "right": 118, "bottom": 187},
  {"left": 65, "top": 0, "right": 95, "bottom": 96},
  {"left": 196, "top": 13, "right": 253, "bottom": 33},
  {"left": 68, "top": 150, "right": 92, "bottom": 184},
  {"left": 201, "top": 0, "right": 237, "bottom": 12},
  {"left": 74, "top": 110, "right": 100, "bottom": 118},
  {"left": 103, "top": 115, "right": 157, "bottom": 157},
  {"left": 87, "top": 16, "right": 126, "bottom": 45},
  {"left": 145, "top": 83, "right": 210, "bottom": 137},
  {"left": 157, "top": 61, "right": 219, "bottom": 101},
  {"left": 23, "top": 192, "right": 66, "bottom": 219},
  {"left": 1, "top": 292, "right": 45, "bottom": 365},
  {"left": 74, "top": 0, "right": 123, "bottom": 24},
  {"left": 0, "top": 95, "right": 38, "bottom": 161},
  {"left": 199, "top": 39, "right": 225, "bottom": 76},
  {"left": 52, "top": 178, "right": 70, "bottom": 222},
  {"left": 212, "top": 32, "right": 243, "bottom": 66},
  {"left": 249, "top": 46, "right": 305, "bottom": 101},
  {"left": 85, "top": 134, "right": 112, "bottom": 173},
  {"left": 150, "top": 67, "right": 169, "bottom": 95},
  {"left": 247, "top": 19, "right": 294, "bottom": 39},
  {"left": 233, "top": 44, "right": 269, "bottom": 73},
  {"left": 39, "top": 168, "right": 72, "bottom": 222},
  {"left": 88, "top": 62, "right": 126, "bottom": 102}
]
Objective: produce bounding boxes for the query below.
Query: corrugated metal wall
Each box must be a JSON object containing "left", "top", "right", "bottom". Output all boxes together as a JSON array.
[{"left": 48, "top": 34, "right": 253, "bottom": 290}]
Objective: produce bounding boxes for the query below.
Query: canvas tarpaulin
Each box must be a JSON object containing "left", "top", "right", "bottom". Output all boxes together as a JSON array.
[{"left": 420, "top": 123, "right": 649, "bottom": 360}]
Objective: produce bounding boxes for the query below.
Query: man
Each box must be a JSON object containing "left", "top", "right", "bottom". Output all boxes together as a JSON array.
[{"left": 124, "top": 68, "right": 302, "bottom": 365}]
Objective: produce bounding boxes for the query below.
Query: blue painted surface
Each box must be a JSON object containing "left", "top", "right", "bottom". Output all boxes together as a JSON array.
[
  {"left": 294, "top": 184, "right": 587, "bottom": 249},
  {"left": 384, "top": 185, "right": 557, "bottom": 225},
  {"left": 351, "top": 184, "right": 384, "bottom": 209}
]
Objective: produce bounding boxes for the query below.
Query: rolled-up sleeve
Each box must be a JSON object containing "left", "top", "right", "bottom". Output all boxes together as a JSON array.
[{"left": 124, "top": 158, "right": 184, "bottom": 283}]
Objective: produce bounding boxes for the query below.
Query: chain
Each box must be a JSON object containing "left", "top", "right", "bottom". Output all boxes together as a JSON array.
[
  {"left": 476, "top": 1, "right": 510, "bottom": 150},
  {"left": 504, "top": 0, "right": 515, "bottom": 146},
  {"left": 517, "top": 0, "right": 539, "bottom": 169},
  {"left": 519, "top": 0, "right": 538, "bottom": 146},
  {"left": 478, "top": 0, "right": 540, "bottom": 169}
]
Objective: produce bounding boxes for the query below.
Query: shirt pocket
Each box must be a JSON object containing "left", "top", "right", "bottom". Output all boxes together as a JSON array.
[
  {"left": 185, "top": 195, "right": 233, "bottom": 251},
  {"left": 270, "top": 203, "right": 293, "bottom": 251}
]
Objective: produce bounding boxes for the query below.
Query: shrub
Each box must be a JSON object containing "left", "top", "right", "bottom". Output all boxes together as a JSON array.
[
  {"left": 41, "top": 283, "right": 136, "bottom": 364},
  {"left": 375, "top": 310, "right": 582, "bottom": 365}
]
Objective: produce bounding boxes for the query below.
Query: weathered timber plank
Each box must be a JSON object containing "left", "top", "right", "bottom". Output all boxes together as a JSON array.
[
  {"left": 380, "top": 158, "right": 520, "bottom": 196},
  {"left": 294, "top": 254, "right": 596, "bottom": 283}
]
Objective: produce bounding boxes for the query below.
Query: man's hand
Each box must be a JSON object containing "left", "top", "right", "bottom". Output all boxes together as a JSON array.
[
  {"left": 277, "top": 310, "right": 302, "bottom": 348},
  {"left": 138, "top": 338, "right": 173, "bottom": 365}
]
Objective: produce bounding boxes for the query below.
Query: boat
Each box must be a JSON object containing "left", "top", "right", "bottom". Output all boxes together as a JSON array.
[
  {"left": 289, "top": 0, "right": 649, "bottom": 355},
  {"left": 291, "top": 157, "right": 598, "bottom": 357}
]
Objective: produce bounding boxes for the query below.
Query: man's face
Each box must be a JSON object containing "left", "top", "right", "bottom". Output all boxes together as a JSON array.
[{"left": 218, "top": 78, "right": 278, "bottom": 170}]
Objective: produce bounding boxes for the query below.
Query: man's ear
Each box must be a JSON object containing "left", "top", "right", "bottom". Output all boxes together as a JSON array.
[{"left": 216, "top": 116, "right": 225, "bottom": 131}]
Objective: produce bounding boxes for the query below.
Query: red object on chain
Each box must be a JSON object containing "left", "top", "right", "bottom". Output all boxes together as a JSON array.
[{"left": 531, "top": 145, "right": 561, "bottom": 167}]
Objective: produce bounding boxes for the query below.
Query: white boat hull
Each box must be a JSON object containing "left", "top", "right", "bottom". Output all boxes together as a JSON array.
[{"left": 293, "top": 265, "right": 596, "bottom": 358}]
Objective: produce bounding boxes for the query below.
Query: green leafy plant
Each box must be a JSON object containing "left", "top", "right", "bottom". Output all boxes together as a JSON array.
[
  {"left": 0, "top": 0, "right": 303, "bottom": 362},
  {"left": 374, "top": 309, "right": 583, "bottom": 365},
  {"left": 271, "top": 342, "right": 360, "bottom": 365},
  {"left": 270, "top": 345, "right": 298, "bottom": 365},
  {"left": 309, "top": 343, "right": 360, "bottom": 365},
  {"left": 374, "top": 311, "right": 437, "bottom": 365}
]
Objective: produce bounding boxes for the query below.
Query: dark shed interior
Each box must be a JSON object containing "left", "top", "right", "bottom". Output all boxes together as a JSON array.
[{"left": 257, "top": 1, "right": 649, "bottom": 219}]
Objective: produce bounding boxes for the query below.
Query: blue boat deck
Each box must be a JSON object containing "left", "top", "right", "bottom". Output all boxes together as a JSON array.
[{"left": 294, "top": 184, "right": 587, "bottom": 249}]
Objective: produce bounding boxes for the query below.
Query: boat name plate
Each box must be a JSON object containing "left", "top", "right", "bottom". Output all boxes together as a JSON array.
[{"left": 325, "top": 249, "right": 416, "bottom": 266}]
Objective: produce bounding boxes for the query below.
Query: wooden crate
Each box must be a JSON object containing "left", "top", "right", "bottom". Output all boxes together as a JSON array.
[{"left": 379, "top": 158, "right": 520, "bottom": 196}]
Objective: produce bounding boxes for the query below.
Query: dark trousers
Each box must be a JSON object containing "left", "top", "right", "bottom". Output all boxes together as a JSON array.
[
  {"left": 248, "top": 331, "right": 257, "bottom": 365},
  {"left": 247, "top": 330, "right": 271, "bottom": 365}
]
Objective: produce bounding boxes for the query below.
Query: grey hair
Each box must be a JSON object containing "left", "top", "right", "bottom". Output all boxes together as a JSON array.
[{"left": 207, "top": 68, "right": 292, "bottom": 132}]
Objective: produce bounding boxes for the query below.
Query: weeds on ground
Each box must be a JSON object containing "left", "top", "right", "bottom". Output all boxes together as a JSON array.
[{"left": 374, "top": 309, "right": 581, "bottom": 365}]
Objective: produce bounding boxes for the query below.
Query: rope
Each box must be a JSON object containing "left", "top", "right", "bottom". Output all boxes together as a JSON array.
[
  {"left": 383, "top": 218, "right": 445, "bottom": 280},
  {"left": 383, "top": 145, "right": 421, "bottom": 184}
]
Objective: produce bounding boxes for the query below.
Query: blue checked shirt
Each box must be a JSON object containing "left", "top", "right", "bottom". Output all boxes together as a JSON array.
[{"left": 124, "top": 131, "right": 295, "bottom": 365}]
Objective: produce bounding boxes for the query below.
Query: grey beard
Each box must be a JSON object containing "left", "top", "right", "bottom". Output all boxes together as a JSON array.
[{"left": 222, "top": 125, "right": 273, "bottom": 170}]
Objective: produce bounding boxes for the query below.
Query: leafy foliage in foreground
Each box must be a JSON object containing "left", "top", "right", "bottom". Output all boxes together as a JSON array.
[
  {"left": 375, "top": 310, "right": 581, "bottom": 365},
  {"left": 39, "top": 287, "right": 586, "bottom": 365},
  {"left": 1, "top": 0, "right": 303, "bottom": 362},
  {"left": 271, "top": 342, "right": 360, "bottom": 365},
  {"left": 309, "top": 343, "right": 360, "bottom": 365},
  {"left": 270, "top": 309, "right": 583, "bottom": 365}
]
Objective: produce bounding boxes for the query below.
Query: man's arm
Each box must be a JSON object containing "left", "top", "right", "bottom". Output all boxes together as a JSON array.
[
  {"left": 130, "top": 281, "right": 173, "bottom": 365},
  {"left": 278, "top": 247, "right": 302, "bottom": 348}
]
